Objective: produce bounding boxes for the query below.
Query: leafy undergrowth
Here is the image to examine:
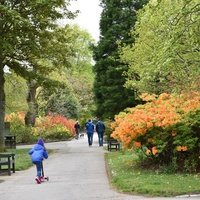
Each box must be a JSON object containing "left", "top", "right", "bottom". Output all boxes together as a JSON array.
[{"left": 105, "top": 151, "right": 200, "bottom": 197}]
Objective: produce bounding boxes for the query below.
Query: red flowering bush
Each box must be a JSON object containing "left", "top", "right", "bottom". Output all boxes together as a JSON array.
[
  {"left": 111, "top": 92, "right": 200, "bottom": 172},
  {"left": 35, "top": 114, "right": 76, "bottom": 140},
  {"left": 5, "top": 112, "right": 76, "bottom": 143}
]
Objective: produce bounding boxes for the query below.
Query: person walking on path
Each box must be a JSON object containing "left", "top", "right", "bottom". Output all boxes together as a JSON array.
[
  {"left": 85, "top": 119, "right": 95, "bottom": 146},
  {"left": 74, "top": 121, "right": 81, "bottom": 139},
  {"left": 96, "top": 119, "right": 105, "bottom": 146},
  {"left": 28, "top": 138, "right": 48, "bottom": 184}
]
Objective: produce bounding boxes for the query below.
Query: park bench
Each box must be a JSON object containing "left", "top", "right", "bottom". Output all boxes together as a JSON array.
[
  {"left": 107, "top": 138, "right": 120, "bottom": 151},
  {"left": 0, "top": 153, "right": 15, "bottom": 175}
]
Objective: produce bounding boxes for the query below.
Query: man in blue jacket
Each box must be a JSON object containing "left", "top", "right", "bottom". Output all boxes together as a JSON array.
[
  {"left": 29, "top": 138, "right": 48, "bottom": 184},
  {"left": 96, "top": 119, "right": 105, "bottom": 146},
  {"left": 85, "top": 119, "right": 95, "bottom": 146}
]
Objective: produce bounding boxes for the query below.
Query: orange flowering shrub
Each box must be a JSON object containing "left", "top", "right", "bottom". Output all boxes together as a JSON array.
[
  {"left": 151, "top": 146, "right": 158, "bottom": 155},
  {"left": 5, "top": 111, "right": 25, "bottom": 123},
  {"left": 5, "top": 112, "right": 34, "bottom": 143},
  {"left": 176, "top": 146, "right": 188, "bottom": 152},
  {"left": 111, "top": 92, "right": 200, "bottom": 172}
]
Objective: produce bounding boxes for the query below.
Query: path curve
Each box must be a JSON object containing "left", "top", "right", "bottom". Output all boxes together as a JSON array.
[{"left": 0, "top": 133, "right": 199, "bottom": 200}]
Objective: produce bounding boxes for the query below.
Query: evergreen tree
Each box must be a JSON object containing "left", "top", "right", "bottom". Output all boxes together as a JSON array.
[{"left": 93, "top": 0, "right": 148, "bottom": 119}]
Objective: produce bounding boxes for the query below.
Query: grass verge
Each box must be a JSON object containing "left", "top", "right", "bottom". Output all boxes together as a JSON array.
[
  {"left": 6, "top": 148, "right": 54, "bottom": 171},
  {"left": 105, "top": 151, "right": 200, "bottom": 197}
]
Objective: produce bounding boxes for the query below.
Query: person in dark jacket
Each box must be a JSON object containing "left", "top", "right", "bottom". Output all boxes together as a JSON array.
[
  {"left": 96, "top": 119, "right": 105, "bottom": 146},
  {"left": 85, "top": 119, "right": 95, "bottom": 146},
  {"left": 74, "top": 121, "right": 81, "bottom": 139},
  {"left": 29, "top": 138, "right": 48, "bottom": 184}
]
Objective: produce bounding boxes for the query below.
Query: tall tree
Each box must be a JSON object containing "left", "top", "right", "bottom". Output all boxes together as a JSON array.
[
  {"left": 4, "top": 25, "right": 95, "bottom": 124},
  {"left": 64, "top": 25, "right": 95, "bottom": 120},
  {"left": 93, "top": 0, "right": 148, "bottom": 119},
  {"left": 23, "top": 25, "right": 79, "bottom": 127},
  {"left": 37, "top": 25, "right": 95, "bottom": 120},
  {"left": 0, "top": 0, "right": 75, "bottom": 150},
  {"left": 121, "top": 0, "right": 200, "bottom": 94}
]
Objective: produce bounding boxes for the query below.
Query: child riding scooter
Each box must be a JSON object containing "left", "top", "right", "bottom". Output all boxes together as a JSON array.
[{"left": 28, "top": 138, "right": 48, "bottom": 184}]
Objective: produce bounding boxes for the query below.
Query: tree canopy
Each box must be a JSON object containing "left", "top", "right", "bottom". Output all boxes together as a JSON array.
[
  {"left": 120, "top": 0, "right": 200, "bottom": 94},
  {"left": 0, "top": 0, "right": 76, "bottom": 149}
]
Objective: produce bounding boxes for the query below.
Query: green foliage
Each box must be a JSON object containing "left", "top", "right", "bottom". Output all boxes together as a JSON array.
[
  {"left": 64, "top": 26, "right": 95, "bottom": 120},
  {"left": 104, "top": 119, "right": 113, "bottom": 141},
  {"left": 9, "top": 114, "right": 36, "bottom": 144},
  {"left": 0, "top": 0, "right": 75, "bottom": 74},
  {"left": 93, "top": 0, "right": 148, "bottom": 119},
  {"left": 120, "top": 0, "right": 200, "bottom": 94},
  {"left": 5, "top": 73, "right": 28, "bottom": 114},
  {"left": 37, "top": 86, "right": 80, "bottom": 119},
  {"left": 41, "top": 125, "right": 71, "bottom": 141},
  {"left": 171, "top": 109, "right": 200, "bottom": 172},
  {"left": 65, "top": 72, "right": 95, "bottom": 121},
  {"left": 140, "top": 109, "right": 200, "bottom": 172},
  {"left": 36, "top": 25, "right": 95, "bottom": 121}
]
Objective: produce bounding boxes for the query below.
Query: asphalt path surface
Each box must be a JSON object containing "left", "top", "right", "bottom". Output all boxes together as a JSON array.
[{"left": 0, "top": 133, "right": 200, "bottom": 200}]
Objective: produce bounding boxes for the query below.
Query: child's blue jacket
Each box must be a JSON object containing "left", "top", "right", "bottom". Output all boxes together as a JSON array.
[{"left": 29, "top": 144, "right": 48, "bottom": 163}]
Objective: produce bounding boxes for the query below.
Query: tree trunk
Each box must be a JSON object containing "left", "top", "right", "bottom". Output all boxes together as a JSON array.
[
  {"left": 25, "top": 80, "right": 38, "bottom": 127},
  {"left": 0, "top": 61, "right": 5, "bottom": 151}
]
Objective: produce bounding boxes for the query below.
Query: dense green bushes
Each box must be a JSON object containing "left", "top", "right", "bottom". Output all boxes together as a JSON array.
[{"left": 142, "top": 109, "right": 200, "bottom": 173}]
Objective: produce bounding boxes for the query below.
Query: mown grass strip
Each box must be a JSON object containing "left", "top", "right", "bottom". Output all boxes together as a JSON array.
[
  {"left": 105, "top": 151, "right": 200, "bottom": 197},
  {"left": 6, "top": 148, "right": 54, "bottom": 171}
]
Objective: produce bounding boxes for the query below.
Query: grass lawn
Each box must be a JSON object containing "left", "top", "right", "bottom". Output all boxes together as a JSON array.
[
  {"left": 6, "top": 148, "right": 54, "bottom": 171},
  {"left": 105, "top": 151, "right": 200, "bottom": 197}
]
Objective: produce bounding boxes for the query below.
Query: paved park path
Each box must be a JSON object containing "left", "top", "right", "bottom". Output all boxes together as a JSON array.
[{"left": 0, "top": 133, "right": 200, "bottom": 200}]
